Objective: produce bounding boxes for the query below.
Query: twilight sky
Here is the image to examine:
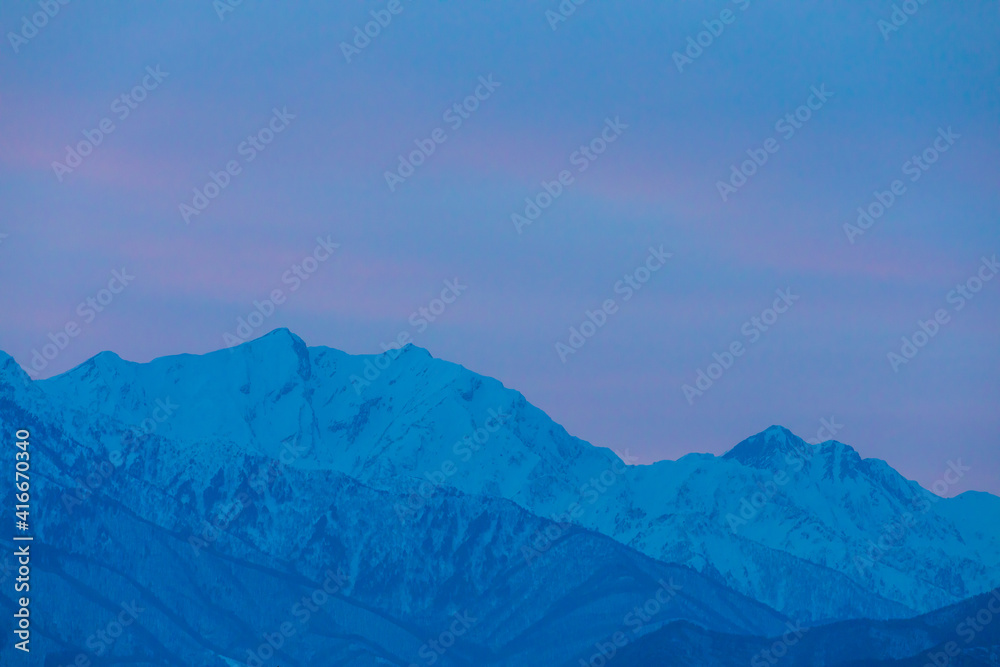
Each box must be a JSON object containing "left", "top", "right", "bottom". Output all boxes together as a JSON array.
[{"left": 1, "top": 1, "right": 998, "bottom": 494}]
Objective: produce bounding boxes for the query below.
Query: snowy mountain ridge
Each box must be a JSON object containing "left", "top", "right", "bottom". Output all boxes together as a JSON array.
[{"left": 6, "top": 329, "right": 1000, "bottom": 623}]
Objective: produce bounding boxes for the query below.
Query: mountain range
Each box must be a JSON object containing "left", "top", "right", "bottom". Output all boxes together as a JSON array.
[{"left": 1, "top": 329, "right": 997, "bottom": 665}]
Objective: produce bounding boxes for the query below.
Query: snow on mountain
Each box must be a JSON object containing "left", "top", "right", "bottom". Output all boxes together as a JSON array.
[
  {"left": 1, "top": 365, "right": 790, "bottom": 666},
  {"left": 23, "top": 330, "right": 1000, "bottom": 622}
]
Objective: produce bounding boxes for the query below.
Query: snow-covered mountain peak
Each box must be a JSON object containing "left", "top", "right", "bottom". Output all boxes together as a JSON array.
[
  {"left": 38, "top": 348, "right": 126, "bottom": 389},
  {"left": 0, "top": 349, "right": 31, "bottom": 387},
  {"left": 225, "top": 326, "right": 312, "bottom": 379},
  {"left": 399, "top": 341, "right": 433, "bottom": 358},
  {"left": 722, "top": 424, "right": 808, "bottom": 468},
  {"left": 239, "top": 325, "right": 307, "bottom": 352},
  {"left": 78, "top": 349, "right": 128, "bottom": 376}
]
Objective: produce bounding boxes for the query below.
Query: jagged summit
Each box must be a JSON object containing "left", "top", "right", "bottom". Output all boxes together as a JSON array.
[
  {"left": 0, "top": 349, "right": 31, "bottom": 389},
  {"left": 33, "top": 328, "right": 438, "bottom": 384},
  {"left": 721, "top": 426, "right": 906, "bottom": 495},
  {"left": 396, "top": 341, "right": 434, "bottom": 359},
  {"left": 258, "top": 326, "right": 298, "bottom": 340},
  {"left": 235, "top": 326, "right": 307, "bottom": 353},
  {"left": 722, "top": 424, "right": 810, "bottom": 467},
  {"left": 234, "top": 327, "right": 434, "bottom": 357},
  {"left": 69, "top": 349, "right": 128, "bottom": 375}
]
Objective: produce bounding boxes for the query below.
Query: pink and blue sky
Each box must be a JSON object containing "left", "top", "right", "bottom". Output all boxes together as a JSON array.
[{"left": 1, "top": 1, "right": 998, "bottom": 493}]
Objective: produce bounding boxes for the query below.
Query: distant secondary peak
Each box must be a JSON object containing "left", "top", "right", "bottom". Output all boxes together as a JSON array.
[
  {"left": 53, "top": 349, "right": 128, "bottom": 383},
  {"left": 0, "top": 350, "right": 32, "bottom": 387},
  {"left": 722, "top": 425, "right": 812, "bottom": 468},
  {"left": 259, "top": 327, "right": 303, "bottom": 344},
  {"left": 399, "top": 343, "right": 432, "bottom": 358},
  {"left": 233, "top": 328, "right": 311, "bottom": 379},
  {"left": 239, "top": 328, "right": 308, "bottom": 352}
]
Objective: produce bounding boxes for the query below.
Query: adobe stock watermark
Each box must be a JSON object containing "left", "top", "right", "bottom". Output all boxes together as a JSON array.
[
  {"left": 349, "top": 278, "right": 468, "bottom": 394},
  {"left": 51, "top": 66, "right": 169, "bottom": 182},
  {"left": 213, "top": 0, "right": 243, "bottom": 21},
  {"left": 886, "top": 255, "right": 997, "bottom": 372},
  {"left": 853, "top": 458, "right": 970, "bottom": 575},
  {"left": 725, "top": 417, "right": 844, "bottom": 533},
  {"left": 521, "top": 450, "right": 640, "bottom": 565},
  {"left": 7, "top": 0, "right": 71, "bottom": 54},
  {"left": 578, "top": 578, "right": 683, "bottom": 666},
  {"left": 54, "top": 600, "right": 145, "bottom": 667},
  {"left": 672, "top": 0, "right": 751, "bottom": 73},
  {"left": 844, "top": 127, "right": 959, "bottom": 244},
  {"left": 222, "top": 235, "right": 339, "bottom": 347},
  {"left": 394, "top": 406, "right": 512, "bottom": 523},
  {"left": 545, "top": 0, "right": 591, "bottom": 31},
  {"left": 682, "top": 288, "right": 799, "bottom": 405},
  {"left": 189, "top": 436, "right": 308, "bottom": 557},
  {"left": 408, "top": 611, "right": 478, "bottom": 667},
  {"left": 25, "top": 268, "right": 135, "bottom": 379},
  {"left": 750, "top": 620, "right": 809, "bottom": 667},
  {"left": 511, "top": 116, "right": 628, "bottom": 234},
  {"left": 555, "top": 245, "right": 672, "bottom": 363},
  {"left": 61, "top": 396, "right": 180, "bottom": 516},
  {"left": 877, "top": 0, "right": 932, "bottom": 42},
  {"left": 178, "top": 107, "right": 296, "bottom": 224},
  {"left": 244, "top": 567, "right": 351, "bottom": 667},
  {"left": 385, "top": 75, "right": 501, "bottom": 192},
  {"left": 717, "top": 84, "right": 834, "bottom": 202},
  {"left": 340, "top": 0, "right": 414, "bottom": 63},
  {"left": 923, "top": 587, "right": 1000, "bottom": 667}
]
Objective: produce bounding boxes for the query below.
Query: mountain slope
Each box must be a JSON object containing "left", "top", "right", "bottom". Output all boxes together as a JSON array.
[{"left": 0, "top": 362, "right": 789, "bottom": 665}]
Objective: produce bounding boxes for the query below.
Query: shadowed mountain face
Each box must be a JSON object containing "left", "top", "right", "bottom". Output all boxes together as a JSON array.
[
  {"left": 608, "top": 588, "right": 1000, "bottom": 667},
  {"left": 1, "top": 330, "right": 998, "bottom": 664}
]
